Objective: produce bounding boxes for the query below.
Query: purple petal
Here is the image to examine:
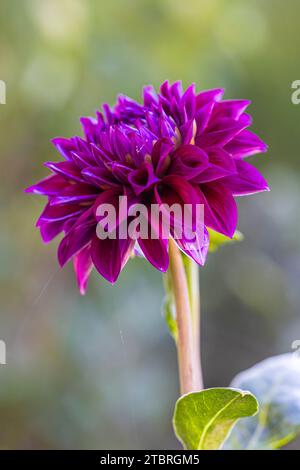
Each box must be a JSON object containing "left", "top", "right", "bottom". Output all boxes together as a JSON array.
[
  {"left": 90, "top": 143, "right": 112, "bottom": 166},
  {"left": 113, "top": 95, "right": 145, "bottom": 122},
  {"left": 160, "top": 80, "right": 172, "bottom": 99},
  {"left": 73, "top": 245, "right": 93, "bottom": 295},
  {"left": 109, "top": 162, "right": 132, "bottom": 183},
  {"left": 51, "top": 137, "right": 75, "bottom": 161},
  {"left": 109, "top": 126, "right": 132, "bottom": 161},
  {"left": 197, "top": 182, "right": 238, "bottom": 238},
  {"left": 36, "top": 202, "right": 85, "bottom": 226},
  {"left": 170, "top": 81, "right": 183, "bottom": 100},
  {"left": 160, "top": 175, "right": 201, "bottom": 207},
  {"left": 181, "top": 84, "right": 196, "bottom": 120},
  {"left": 143, "top": 85, "right": 157, "bottom": 107},
  {"left": 82, "top": 166, "right": 120, "bottom": 189},
  {"left": 80, "top": 113, "right": 105, "bottom": 142},
  {"left": 40, "top": 219, "right": 67, "bottom": 242},
  {"left": 212, "top": 99, "right": 251, "bottom": 120},
  {"left": 222, "top": 159, "right": 269, "bottom": 196},
  {"left": 169, "top": 145, "right": 209, "bottom": 180},
  {"left": 25, "top": 174, "right": 67, "bottom": 195},
  {"left": 93, "top": 189, "right": 119, "bottom": 222},
  {"left": 58, "top": 208, "right": 96, "bottom": 267},
  {"left": 180, "top": 119, "right": 197, "bottom": 145},
  {"left": 45, "top": 161, "right": 84, "bottom": 183},
  {"left": 50, "top": 183, "right": 99, "bottom": 206},
  {"left": 93, "top": 189, "right": 136, "bottom": 235},
  {"left": 91, "top": 234, "right": 134, "bottom": 283},
  {"left": 195, "top": 101, "right": 215, "bottom": 134},
  {"left": 70, "top": 151, "right": 95, "bottom": 169},
  {"left": 80, "top": 116, "right": 97, "bottom": 137},
  {"left": 138, "top": 237, "right": 169, "bottom": 272},
  {"left": 73, "top": 136, "right": 93, "bottom": 155},
  {"left": 193, "top": 148, "right": 236, "bottom": 183},
  {"left": 155, "top": 176, "right": 203, "bottom": 240},
  {"left": 196, "top": 117, "right": 249, "bottom": 149},
  {"left": 173, "top": 226, "right": 209, "bottom": 266},
  {"left": 151, "top": 137, "right": 174, "bottom": 174},
  {"left": 224, "top": 130, "right": 268, "bottom": 158},
  {"left": 196, "top": 88, "right": 224, "bottom": 107},
  {"left": 128, "top": 162, "right": 159, "bottom": 195}
]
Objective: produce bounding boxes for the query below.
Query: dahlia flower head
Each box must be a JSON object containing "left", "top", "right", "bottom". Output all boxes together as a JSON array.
[{"left": 26, "top": 81, "right": 269, "bottom": 293}]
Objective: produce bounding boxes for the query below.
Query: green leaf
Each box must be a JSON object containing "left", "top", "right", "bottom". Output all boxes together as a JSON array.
[
  {"left": 173, "top": 388, "right": 258, "bottom": 450},
  {"left": 225, "top": 354, "right": 300, "bottom": 449},
  {"left": 162, "top": 273, "right": 178, "bottom": 342},
  {"left": 208, "top": 228, "right": 244, "bottom": 252}
]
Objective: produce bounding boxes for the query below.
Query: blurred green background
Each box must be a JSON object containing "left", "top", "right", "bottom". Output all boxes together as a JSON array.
[{"left": 0, "top": 0, "right": 300, "bottom": 449}]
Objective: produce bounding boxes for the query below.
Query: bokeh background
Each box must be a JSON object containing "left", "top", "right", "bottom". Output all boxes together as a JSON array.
[{"left": 0, "top": 0, "right": 300, "bottom": 449}]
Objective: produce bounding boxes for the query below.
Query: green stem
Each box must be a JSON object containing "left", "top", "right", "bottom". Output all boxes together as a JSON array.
[
  {"left": 184, "top": 256, "right": 203, "bottom": 391},
  {"left": 168, "top": 239, "right": 203, "bottom": 395}
]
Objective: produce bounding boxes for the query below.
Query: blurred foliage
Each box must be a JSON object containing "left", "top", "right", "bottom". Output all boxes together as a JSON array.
[
  {"left": 226, "top": 354, "right": 300, "bottom": 450},
  {"left": 0, "top": 0, "right": 300, "bottom": 449}
]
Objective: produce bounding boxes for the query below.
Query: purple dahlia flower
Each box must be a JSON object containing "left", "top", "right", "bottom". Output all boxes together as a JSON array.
[{"left": 26, "top": 82, "right": 269, "bottom": 292}]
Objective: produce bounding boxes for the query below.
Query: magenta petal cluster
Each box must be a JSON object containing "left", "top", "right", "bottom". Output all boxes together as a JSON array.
[{"left": 26, "top": 81, "right": 269, "bottom": 292}]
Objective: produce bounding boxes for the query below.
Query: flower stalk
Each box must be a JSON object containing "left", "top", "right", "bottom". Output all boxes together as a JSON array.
[
  {"left": 168, "top": 239, "right": 203, "bottom": 395},
  {"left": 184, "top": 256, "right": 203, "bottom": 391}
]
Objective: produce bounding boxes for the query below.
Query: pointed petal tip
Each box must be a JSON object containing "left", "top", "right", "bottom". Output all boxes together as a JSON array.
[
  {"left": 25, "top": 183, "right": 47, "bottom": 194},
  {"left": 57, "top": 247, "right": 67, "bottom": 268},
  {"left": 91, "top": 236, "right": 127, "bottom": 284},
  {"left": 216, "top": 225, "right": 236, "bottom": 240},
  {"left": 58, "top": 256, "right": 66, "bottom": 268},
  {"left": 102, "top": 272, "right": 119, "bottom": 284},
  {"left": 138, "top": 238, "right": 169, "bottom": 273},
  {"left": 243, "top": 99, "right": 251, "bottom": 106},
  {"left": 225, "top": 225, "right": 237, "bottom": 239},
  {"left": 157, "top": 261, "right": 169, "bottom": 273},
  {"left": 261, "top": 143, "right": 268, "bottom": 152},
  {"left": 40, "top": 228, "right": 52, "bottom": 244},
  {"left": 79, "top": 286, "right": 87, "bottom": 295},
  {"left": 50, "top": 136, "right": 72, "bottom": 146},
  {"left": 253, "top": 140, "right": 268, "bottom": 154},
  {"left": 24, "top": 185, "right": 46, "bottom": 195},
  {"left": 51, "top": 137, "right": 63, "bottom": 143}
]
